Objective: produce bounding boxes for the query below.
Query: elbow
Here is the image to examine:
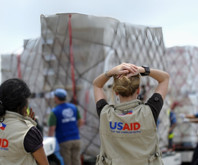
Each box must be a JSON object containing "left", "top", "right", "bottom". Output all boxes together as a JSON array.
[
  {"left": 93, "top": 78, "right": 102, "bottom": 88},
  {"left": 162, "top": 71, "right": 170, "bottom": 82},
  {"left": 157, "top": 71, "right": 170, "bottom": 86},
  {"left": 164, "top": 72, "right": 170, "bottom": 88},
  {"left": 166, "top": 72, "right": 170, "bottom": 81},
  {"left": 166, "top": 72, "right": 170, "bottom": 78},
  {"left": 167, "top": 73, "right": 170, "bottom": 82}
]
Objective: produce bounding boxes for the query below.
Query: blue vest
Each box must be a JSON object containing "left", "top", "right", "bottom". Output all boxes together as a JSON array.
[{"left": 52, "top": 103, "right": 80, "bottom": 143}]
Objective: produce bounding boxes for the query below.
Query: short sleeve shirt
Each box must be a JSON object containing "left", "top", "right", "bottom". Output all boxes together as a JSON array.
[
  {"left": 24, "top": 126, "right": 43, "bottom": 153},
  {"left": 96, "top": 93, "right": 163, "bottom": 125}
]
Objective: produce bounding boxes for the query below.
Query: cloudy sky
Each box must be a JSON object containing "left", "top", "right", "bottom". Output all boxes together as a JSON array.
[{"left": 1, "top": 0, "right": 198, "bottom": 54}]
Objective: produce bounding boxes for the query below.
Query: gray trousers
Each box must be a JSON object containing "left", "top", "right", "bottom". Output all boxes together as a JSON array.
[{"left": 59, "top": 139, "right": 81, "bottom": 165}]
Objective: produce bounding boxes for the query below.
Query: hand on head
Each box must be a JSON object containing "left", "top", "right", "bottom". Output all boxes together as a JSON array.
[{"left": 112, "top": 63, "right": 139, "bottom": 78}]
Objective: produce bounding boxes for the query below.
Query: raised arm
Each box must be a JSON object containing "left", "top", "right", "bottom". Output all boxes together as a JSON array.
[
  {"left": 185, "top": 114, "right": 198, "bottom": 123},
  {"left": 186, "top": 114, "right": 197, "bottom": 119},
  {"left": 138, "top": 67, "right": 169, "bottom": 100},
  {"left": 93, "top": 63, "right": 169, "bottom": 103}
]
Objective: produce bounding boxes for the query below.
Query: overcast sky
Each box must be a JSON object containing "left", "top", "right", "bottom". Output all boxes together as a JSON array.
[{"left": 1, "top": 0, "right": 198, "bottom": 54}]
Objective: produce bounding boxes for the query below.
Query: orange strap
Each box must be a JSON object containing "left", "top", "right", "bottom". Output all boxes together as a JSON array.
[{"left": 68, "top": 14, "right": 77, "bottom": 104}]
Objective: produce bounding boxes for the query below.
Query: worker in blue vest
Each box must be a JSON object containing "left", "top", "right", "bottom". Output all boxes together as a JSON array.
[{"left": 48, "top": 88, "right": 83, "bottom": 165}]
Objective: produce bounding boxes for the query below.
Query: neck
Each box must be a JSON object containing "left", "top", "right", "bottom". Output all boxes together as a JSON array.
[
  {"left": 56, "top": 101, "right": 65, "bottom": 105},
  {"left": 119, "top": 94, "right": 138, "bottom": 103}
]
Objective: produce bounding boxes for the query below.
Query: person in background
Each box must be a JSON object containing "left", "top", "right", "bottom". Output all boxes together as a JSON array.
[
  {"left": 137, "top": 84, "right": 146, "bottom": 101},
  {"left": 93, "top": 63, "right": 169, "bottom": 165},
  {"left": 185, "top": 113, "right": 198, "bottom": 123},
  {"left": 167, "top": 101, "right": 178, "bottom": 151},
  {"left": 0, "top": 78, "right": 49, "bottom": 165},
  {"left": 48, "top": 88, "right": 83, "bottom": 165},
  {"left": 180, "top": 112, "right": 198, "bottom": 165}
]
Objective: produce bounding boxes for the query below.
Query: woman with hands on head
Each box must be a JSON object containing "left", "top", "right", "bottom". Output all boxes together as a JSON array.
[
  {"left": 0, "top": 78, "right": 49, "bottom": 165},
  {"left": 93, "top": 63, "right": 169, "bottom": 165}
]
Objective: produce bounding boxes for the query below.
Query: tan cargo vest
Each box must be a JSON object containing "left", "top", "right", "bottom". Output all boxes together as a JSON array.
[
  {"left": 96, "top": 99, "right": 164, "bottom": 165},
  {"left": 0, "top": 111, "right": 38, "bottom": 165}
]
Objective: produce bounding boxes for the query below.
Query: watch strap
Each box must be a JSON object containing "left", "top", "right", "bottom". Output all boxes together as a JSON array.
[{"left": 140, "top": 66, "right": 150, "bottom": 76}]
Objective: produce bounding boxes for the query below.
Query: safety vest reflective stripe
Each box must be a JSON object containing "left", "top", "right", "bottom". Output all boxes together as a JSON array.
[{"left": 168, "top": 133, "right": 174, "bottom": 139}]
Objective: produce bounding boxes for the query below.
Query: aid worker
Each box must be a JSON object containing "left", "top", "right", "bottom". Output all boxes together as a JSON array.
[
  {"left": 167, "top": 102, "right": 178, "bottom": 151},
  {"left": 0, "top": 78, "right": 49, "bottom": 165},
  {"left": 48, "top": 88, "right": 83, "bottom": 165},
  {"left": 93, "top": 63, "right": 169, "bottom": 165}
]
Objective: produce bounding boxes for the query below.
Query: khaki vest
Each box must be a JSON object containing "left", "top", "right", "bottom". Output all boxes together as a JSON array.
[
  {"left": 0, "top": 111, "right": 38, "bottom": 165},
  {"left": 96, "top": 99, "right": 164, "bottom": 165}
]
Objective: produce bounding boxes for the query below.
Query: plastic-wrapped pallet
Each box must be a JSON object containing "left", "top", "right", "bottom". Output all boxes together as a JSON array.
[
  {"left": 0, "top": 12, "right": 167, "bottom": 157},
  {"left": 1, "top": 39, "right": 43, "bottom": 93},
  {"left": 40, "top": 13, "right": 167, "bottom": 157},
  {"left": 0, "top": 39, "right": 47, "bottom": 127},
  {"left": 1, "top": 53, "right": 18, "bottom": 82},
  {"left": 165, "top": 46, "right": 198, "bottom": 148}
]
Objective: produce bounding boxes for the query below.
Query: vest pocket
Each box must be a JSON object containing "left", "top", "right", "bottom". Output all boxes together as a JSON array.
[
  {"left": 96, "top": 154, "right": 112, "bottom": 165},
  {"left": 148, "top": 152, "right": 164, "bottom": 165}
]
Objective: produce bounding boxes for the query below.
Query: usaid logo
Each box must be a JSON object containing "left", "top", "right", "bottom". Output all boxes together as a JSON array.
[{"left": 110, "top": 121, "right": 141, "bottom": 131}]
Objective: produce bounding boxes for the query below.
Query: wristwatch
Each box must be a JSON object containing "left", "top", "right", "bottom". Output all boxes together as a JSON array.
[{"left": 140, "top": 65, "right": 150, "bottom": 76}]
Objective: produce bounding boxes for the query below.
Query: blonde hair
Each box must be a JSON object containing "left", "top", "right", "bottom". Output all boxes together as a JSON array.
[{"left": 112, "top": 74, "right": 140, "bottom": 97}]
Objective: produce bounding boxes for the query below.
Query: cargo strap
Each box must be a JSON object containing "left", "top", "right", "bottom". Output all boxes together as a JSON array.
[{"left": 68, "top": 14, "right": 77, "bottom": 104}]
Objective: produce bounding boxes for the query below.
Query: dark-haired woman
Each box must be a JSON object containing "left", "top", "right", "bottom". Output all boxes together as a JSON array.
[
  {"left": 0, "top": 78, "right": 49, "bottom": 165},
  {"left": 93, "top": 63, "right": 169, "bottom": 165}
]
